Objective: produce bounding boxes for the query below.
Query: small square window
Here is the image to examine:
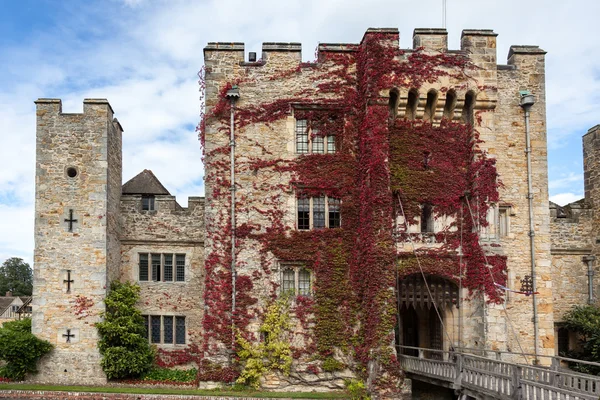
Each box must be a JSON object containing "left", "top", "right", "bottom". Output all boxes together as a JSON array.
[{"left": 142, "top": 195, "right": 155, "bottom": 211}]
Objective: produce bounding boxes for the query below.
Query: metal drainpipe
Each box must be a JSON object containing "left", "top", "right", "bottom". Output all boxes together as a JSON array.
[
  {"left": 583, "top": 255, "right": 596, "bottom": 304},
  {"left": 519, "top": 91, "right": 539, "bottom": 362},
  {"left": 226, "top": 86, "right": 240, "bottom": 353}
]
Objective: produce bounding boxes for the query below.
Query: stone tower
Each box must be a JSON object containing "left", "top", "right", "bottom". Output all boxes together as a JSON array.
[{"left": 32, "top": 99, "right": 122, "bottom": 384}]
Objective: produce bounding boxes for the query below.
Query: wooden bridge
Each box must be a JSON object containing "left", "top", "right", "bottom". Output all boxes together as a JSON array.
[{"left": 398, "top": 346, "right": 600, "bottom": 400}]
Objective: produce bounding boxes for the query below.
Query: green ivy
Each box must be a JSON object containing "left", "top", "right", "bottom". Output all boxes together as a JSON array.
[
  {"left": 321, "top": 357, "right": 345, "bottom": 373},
  {"left": 344, "top": 378, "right": 370, "bottom": 400},
  {"left": 0, "top": 318, "right": 52, "bottom": 380},
  {"left": 236, "top": 296, "right": 293, "bottom": 388},
  {"left": 96, "top": 281, "right": 155, "bottom": 379}
]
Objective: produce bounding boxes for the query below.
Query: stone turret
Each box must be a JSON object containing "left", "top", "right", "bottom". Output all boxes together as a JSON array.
[{"left": 32, "top": 98, "right": 122, "bottom": 384}]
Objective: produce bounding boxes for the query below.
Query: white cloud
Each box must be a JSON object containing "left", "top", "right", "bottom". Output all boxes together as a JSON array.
[
  {"left": 550, "top": 193, "right": 584, "bottom": 207},
  {"left": 1, "top": 0, "right": 599, "bottom": 263}
]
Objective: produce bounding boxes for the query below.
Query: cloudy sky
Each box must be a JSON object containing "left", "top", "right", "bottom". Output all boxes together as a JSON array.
[{"left": 1, "top": 0, "right": 599, "bottom": 265}]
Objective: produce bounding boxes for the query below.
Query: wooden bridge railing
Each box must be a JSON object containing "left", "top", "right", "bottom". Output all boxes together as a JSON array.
[{"left": 397, "top": 345, "right": 600, "bottom": 400}]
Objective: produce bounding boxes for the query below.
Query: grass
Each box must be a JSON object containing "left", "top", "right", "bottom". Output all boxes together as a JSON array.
[{"left": 0, "top": 383, "right": 348, "bottom": 399}]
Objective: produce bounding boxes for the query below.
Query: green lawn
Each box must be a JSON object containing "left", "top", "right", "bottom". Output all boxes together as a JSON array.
[{"left": 0, "top": 383, "right": 348, "bottom": 399}]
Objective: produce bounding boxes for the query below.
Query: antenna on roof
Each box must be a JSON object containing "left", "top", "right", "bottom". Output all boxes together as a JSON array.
[{"left": 442, "top": 0, "right": 447, "bottom": 29}]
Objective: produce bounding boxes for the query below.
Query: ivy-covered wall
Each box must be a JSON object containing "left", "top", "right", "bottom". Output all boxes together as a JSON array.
[{"left": 200, "top": 27, "right": 553, "bottom": 394}]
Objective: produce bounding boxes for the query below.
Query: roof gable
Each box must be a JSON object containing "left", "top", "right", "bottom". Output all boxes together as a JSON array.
[{"left": 122, "top": 169, "right": 171, "bottom": 195}]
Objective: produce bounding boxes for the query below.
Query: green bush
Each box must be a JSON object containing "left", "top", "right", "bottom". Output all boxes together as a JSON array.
[
  {"left": 96, "top": 281, "right": 154, "bottom": 379},
  {"left": 142, "top": 367, "right": 197, "bottom": 382},
  {"left": 345, "top": 378, "right": 370, "bottom": 400},
  {"left": 563, "top": 304, "right": 600, "bottom": 374},
  {"left": 0, "top": 318, "right": 52, "bottom": 380}
]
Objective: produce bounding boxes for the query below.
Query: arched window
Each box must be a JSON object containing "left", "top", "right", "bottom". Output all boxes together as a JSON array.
[
  {"left": 424, "top": 90, "right": 438, "bottom": 122},
  {"left": 443, "top": 89, "right": 457, "bottom": 120},
  {"left": 462, "top": 90, "right": 477, "bottom": 125},
  {"left": 389, "top": 88, "right": 399, "bottom": 121},
  {"left": 405, "top": 89, "right": 419, "bottom": 120}
]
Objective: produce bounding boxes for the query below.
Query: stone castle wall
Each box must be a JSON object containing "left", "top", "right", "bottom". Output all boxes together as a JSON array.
[
  {"left": 32, "top": 99, "right": 122, "bottom": 384},
  {"left": 119, "top": 195, "right": 205, "bottom": 349},
  {"left": 203, "top": 27, "right": 554, "bottom": 379}
]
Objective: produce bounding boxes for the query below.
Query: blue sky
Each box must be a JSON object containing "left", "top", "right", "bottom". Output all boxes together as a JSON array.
[{"left": 1, "top": 0, "right": 599, "bottom": 265}]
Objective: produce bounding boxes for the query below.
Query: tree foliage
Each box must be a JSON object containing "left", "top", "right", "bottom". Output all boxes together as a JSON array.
[
  {"left": 563, "top": 304, "right": 600, "bottom": 374},
  {"left": 96, "top": 281, "right": 154, "bottom": 379},
  {"left": 0, "top": 318, "right": 52, "bottom": 380},
  {"left": 0, "top": 257, "right": 33, "bottom": 296}
]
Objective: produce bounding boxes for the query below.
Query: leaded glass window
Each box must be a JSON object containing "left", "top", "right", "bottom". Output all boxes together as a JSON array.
[
  {"left": 176, "top": 255, "right": 185, "bottom": 282},
  {"left": 328, "top": 198, "right": 341, "bottom": 228},
  {"left": 175, "top": 316, "right": 186, "bottom": 344},
  {"left": 139, "top": 254, "right": 149, "bottom": 281},
  {"left": 297, "top": 197, "right": 310, "bottom": 230},
  {"left": 312, "top": 132, "right": 324, "bottom": 153},
  {"left": 298, "top": 268, "right": 311, "bottom": 296},
  {"left": 327, "top": 135, "right": 336, "bottom": 153},
  {"left": 151, "top": 316, "right": 161, "bottom": 344},
  {"left": 163, "top": 316, "right": 173, "bottom": 344},
  {"left": 313, "top": 197, "right": 326, "bottom": 228},
  {"left": 163, "top": 254, "right": 173, "bottom": 282},
  {"left": 296, "top": 119, "right": 308, "bottom": 154},
  {"left": 282, "top": 269, "right": 295, "bottom": 295}
]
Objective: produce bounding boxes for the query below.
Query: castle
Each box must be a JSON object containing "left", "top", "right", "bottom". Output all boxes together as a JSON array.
[{"left": 29, "top": 27, "right": 599, "bottom": 395}]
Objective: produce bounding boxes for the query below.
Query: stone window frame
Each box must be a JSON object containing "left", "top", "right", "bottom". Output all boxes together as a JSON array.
[
  {"left": 280, "top": 263, "right": 313, "bottom": 297},
  {"left": 480, "top": 204, "right": 511, "bottom": 241},
  {"left": 295, "top": 118, "right": 337, "bottom": 155},
  {"left": 296, "top": 195, "right": 341, "bottom": 230},
  {"left": 138, "top": 253, "right": 186, "bottom": 283},
  {"left": 142, "top": 314, "right": 186, "bottom": 345},
  {"left": 142, "top": 195, "right": 156, "bottom": 211}
]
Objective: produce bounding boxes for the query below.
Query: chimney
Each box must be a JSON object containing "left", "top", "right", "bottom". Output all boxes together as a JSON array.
[{"left": 5, "top": 291, "right": 12, "bottom": 297}]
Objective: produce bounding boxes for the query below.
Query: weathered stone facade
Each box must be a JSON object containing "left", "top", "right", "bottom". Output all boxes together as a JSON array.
[
  {"left": 549, "top": 124, "right": 600, "bottom": 333},
  {"left": 32, "top": 100, "right": 204, "bottom": 384},
  {"left": 31, "top": 27, "right": 598, "bottom": 395}
]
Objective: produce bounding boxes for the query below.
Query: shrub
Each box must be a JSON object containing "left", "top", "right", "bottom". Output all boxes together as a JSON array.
[
  {"left": 345, "top": 378, "right": 370, "bottom": 400},
  {"left": 562, "top": 305, "right": 600, "bottom": 374},
  {"left": 142, "top": 367, "right": 197, "bottom": 383},
  {"left": 322, "top": 356, "right": 346, "bottom": 372},
  {"left": 96, "top": 281, "right": 154, "bottom": 379},
  {"left": 0, "top": 318, "right": 52, "bottom": 380}
]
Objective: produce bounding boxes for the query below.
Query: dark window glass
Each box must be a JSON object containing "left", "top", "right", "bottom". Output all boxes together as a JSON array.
[
  {"left": 421, "top": 204, "right": 434, "bottom": 233},
  {"left": 142, "top": 195, "right": 155, "bottom": 211},
  {"left": 328, "top": 198, "right": 341, "bottom": 228},
  {"left": 313, "top": 197, "right": 325, "bottom": 228},
  {"left": 175, "top": 316, "right": 186, "bottom": 344},
  {"left": 557, "top": 327, "right": 569, "bottom": 355},
  {"left": 163, "top": 254, "right": 173, "bottom": 282},
  {"left": 163, "top": 316, "right": 174, "bottom": 344},
  {"left": 139, "top": 254, "right": 149, "bottom": 281},
  {"left": 176, "top": 255, "right": 185, "bottom": 282},
  {"left": 151, "top": 254, "right": 161, "bottom": 281},
  {"left": 296, "top": 119, "right": 308, "bottom": 154},
  {"left": 151, "top": 316, "right": 161, "bottom": 343},
  {"left": 298, "top": 197, "right": 310, "bottom": 230},
  {"left": 142, "top": 315, "right": 149, "bottom": 339}
]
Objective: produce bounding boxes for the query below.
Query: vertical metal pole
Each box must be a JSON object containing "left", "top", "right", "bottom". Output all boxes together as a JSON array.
[
  {"left": 523, "top": 106, "right": 539, "bottom": 363},
  {"left": 230, "top": 96, "right": 237, "bottom": 353}
]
